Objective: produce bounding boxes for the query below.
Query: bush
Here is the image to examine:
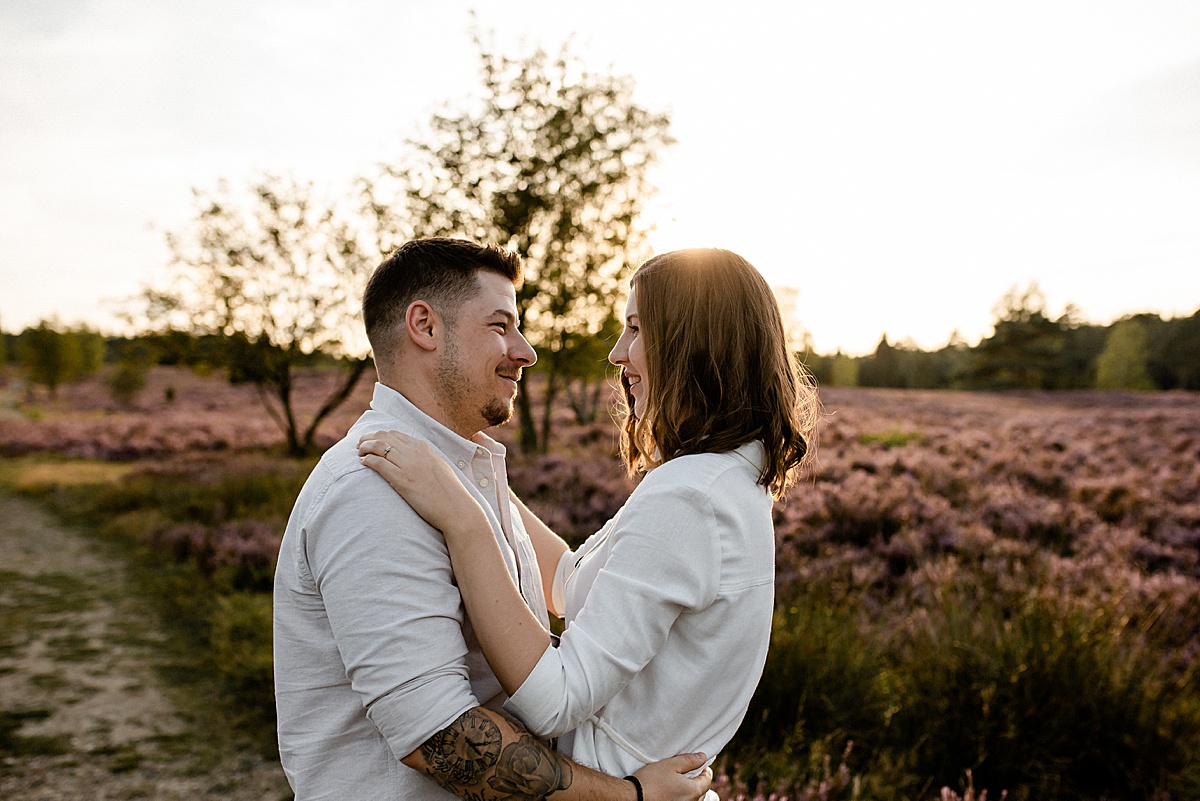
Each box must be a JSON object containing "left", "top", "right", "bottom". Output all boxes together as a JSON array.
[
  {"left": 884, "top": 582, "right": 1200, "bottom": 801},
  {"left": 728, "top": 590, "right": 889, "bottom": 792}
]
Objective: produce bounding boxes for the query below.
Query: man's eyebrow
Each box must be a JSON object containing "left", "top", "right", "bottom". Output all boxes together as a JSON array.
[{"left": 488, "top": 309, "right": 519, "bottom": 324}]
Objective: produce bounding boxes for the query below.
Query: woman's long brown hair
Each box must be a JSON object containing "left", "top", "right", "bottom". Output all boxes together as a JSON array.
[{"left": 617, "top": 248, "right": 821, "bottom": 498}]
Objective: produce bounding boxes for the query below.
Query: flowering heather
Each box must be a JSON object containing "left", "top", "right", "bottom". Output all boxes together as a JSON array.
[
  {"left": 0, "top": 366, "right": 374, "bottom": 459},
  {"left": 5, "top": 369, "right": 1199, "bottom": 798}
]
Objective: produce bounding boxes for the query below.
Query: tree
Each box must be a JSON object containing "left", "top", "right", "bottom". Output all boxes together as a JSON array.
[
  {"left": 859, "top": 335, "right": 903, "bottom": 388},
  {"left": 968, "top": 283, "right": 1067, "bottom": 389},
  {"left": 17, "top": 322, "right": 84, "bottom": 398},
  {"left": 368, "top": 31, "right": 673, "bottom": 452},
  {"left": 107, "top": 340, "right": 154, "bottom": 406},
  {"left": 829, "top": 352, "right": 860, "bottom": 387},
  {"left": 144, "top": 175, "right": 375, "bottom": 456},
  {"left": 1095, "top": 317, "right": 1156, "bottom": 390},
  {"left": 1145, "top": 310, "right": 1200, "bottom": 390}
]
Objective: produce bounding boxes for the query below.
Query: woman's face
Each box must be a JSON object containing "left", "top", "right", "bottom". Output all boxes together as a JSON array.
[{"left": 608, "top": 286, "right": 648, "bottom": 418}]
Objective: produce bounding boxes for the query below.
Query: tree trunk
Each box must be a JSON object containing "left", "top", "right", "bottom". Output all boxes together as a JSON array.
[
  {"left": 538, "top": 369, "right": 559, "bottom": 454},
  {"left": 299, "top": 357, "right": 373, "bottom": 455}
]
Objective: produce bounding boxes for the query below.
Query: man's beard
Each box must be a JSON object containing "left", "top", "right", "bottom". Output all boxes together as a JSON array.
[{"left": 437, "top": 341, "right": 515, "bottom": 432}]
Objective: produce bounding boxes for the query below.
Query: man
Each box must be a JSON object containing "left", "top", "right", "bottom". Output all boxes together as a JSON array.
[{"left": 274, "top": 238, "right": 708, "bottom": 801}]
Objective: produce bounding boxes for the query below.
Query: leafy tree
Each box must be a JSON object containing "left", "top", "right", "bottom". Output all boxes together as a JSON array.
[
  {"left": 17, "top": 322, "right": 84, "bottom": 398},
  {"left": 367, "top": 32, "right": 673, "bottom": 452},
  {"left": 560, "top": 309, "right": 622, "bottom": 425},
  {"left": 144, "top": 175, "right": 374, "bottom": 456},
  {"left": 1096, "top": 317, "right": 1156, "bottom": 390},
  {"left": 1146, "top": 310, "right": 1200, "bottom": 390},
  {"left": 74, "top": 327, "right": 107, "bottom": 376},
  {"left": 107, "top": 340, "right": 154, "bottom": 406},
  {"left": 830, "top": 352, "right": 860, "bottom": 387},
  {"left": 859, "top": 335, "right": 903, "bottom": 388},
  {"left": 968, "top": 284, "right": 1067, "bottom": 389},
  {"left": 1057, "top": 322, "right": 1107, "bottom": 389}
]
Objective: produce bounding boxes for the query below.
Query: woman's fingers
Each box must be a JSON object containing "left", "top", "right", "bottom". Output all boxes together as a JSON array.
[{"left": 358, "top": 452, "right": 408, "bottom": 492}]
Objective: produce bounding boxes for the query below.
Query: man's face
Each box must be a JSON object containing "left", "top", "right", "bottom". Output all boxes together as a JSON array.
[{"left": 435, "top": 271, "right": 536, "bottom": 437}]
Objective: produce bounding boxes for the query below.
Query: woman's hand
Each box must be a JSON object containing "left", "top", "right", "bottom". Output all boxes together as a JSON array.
[
  {"left": 357, "top": 430, "right": 478, "bottom": 534},
  {"left": 633, "top": 752, "right": 713, "bottom": 801}
]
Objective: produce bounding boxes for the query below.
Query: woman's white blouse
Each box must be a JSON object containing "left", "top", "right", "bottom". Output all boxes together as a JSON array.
[{"left": 503, "top": 441, "right": 776, "bottom": 776}]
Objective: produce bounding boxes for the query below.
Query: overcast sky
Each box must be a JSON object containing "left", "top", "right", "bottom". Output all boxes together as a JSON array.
[{"left": 3, "top": 0, "right": 1198, "bottom": 355}]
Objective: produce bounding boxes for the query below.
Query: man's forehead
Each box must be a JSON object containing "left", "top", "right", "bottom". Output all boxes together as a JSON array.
[{"left": 467, "top": 271, "right": 518, "bottom": 314}]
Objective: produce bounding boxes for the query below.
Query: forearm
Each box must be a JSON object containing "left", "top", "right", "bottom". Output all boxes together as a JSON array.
[
  {"left": 403, "top": 706, "right": 633, "bottom": 801},
  {"left": 445, "top": 506, "right": 553, "bottom": 695},
  {"left": 510, "top": 491, "right": 569, "bottom": 614}
]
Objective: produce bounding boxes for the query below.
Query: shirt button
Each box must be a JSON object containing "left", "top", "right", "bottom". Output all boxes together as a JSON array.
[
  {"left": 479, "top": 478, "right": 490, "bottom": 488},
  {"left": 456, "top": 460, "right": 466, "bottom": 469}
]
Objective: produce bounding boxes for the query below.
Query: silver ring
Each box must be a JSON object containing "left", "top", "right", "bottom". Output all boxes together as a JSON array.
[{"left": 383, "top": 445, "right": 392, "bottom": 458}]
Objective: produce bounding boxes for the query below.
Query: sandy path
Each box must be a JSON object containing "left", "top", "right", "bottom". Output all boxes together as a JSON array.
[{"left": 0, "top": 491, "right": 292, "bottom": 800}]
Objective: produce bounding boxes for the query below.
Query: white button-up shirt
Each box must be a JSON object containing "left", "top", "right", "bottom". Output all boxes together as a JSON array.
[
  {"left": 274, "top": 383, "right": 548, "bottom": 801},
  {"left": 504, "top": 441, "right": 775, "bottom": 778}
]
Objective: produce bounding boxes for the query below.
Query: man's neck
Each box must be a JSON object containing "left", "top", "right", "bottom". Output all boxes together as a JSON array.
[{"left": 378, "top": 377, "right": 477, "bottom": 442}]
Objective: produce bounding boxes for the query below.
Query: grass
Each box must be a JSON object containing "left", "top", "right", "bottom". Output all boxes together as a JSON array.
[
  {"left": 0, "top": 709, "right": 73, "bottom": 758},
  {"left": 0, "top": 454, "right": 136, "bottom": 492},
  {"left": 859, "top": 428, "right": 928, "bottom": 449}
]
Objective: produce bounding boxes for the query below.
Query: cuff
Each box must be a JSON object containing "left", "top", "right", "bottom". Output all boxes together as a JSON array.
[
  {"left": 552, "top": 549, "right": 573, "bottom": 617},
  {"left": 501, "top": 641, "right": 564, "bottom": 737}
]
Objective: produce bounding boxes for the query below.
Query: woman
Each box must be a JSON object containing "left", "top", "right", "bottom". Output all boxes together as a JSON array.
[{"left": 358, "top": 248, "right": 820, "bottom": 784}]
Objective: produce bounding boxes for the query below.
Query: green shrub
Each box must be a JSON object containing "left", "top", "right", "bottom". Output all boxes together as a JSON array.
[
  {"left": 210, "top": 593, "right": 275, "bottom": 723},
  {"left": 885, "top": 586, "right": 1200, "bottom": 801},
  {"left": 859, "top": 428, "right": 927, "bottom": 449},
  {"left": 727, "top": 589, "right": 889, "bottom": 794},
  {"left": 107, "top": 360, "right": 148, "bottom": 405}
]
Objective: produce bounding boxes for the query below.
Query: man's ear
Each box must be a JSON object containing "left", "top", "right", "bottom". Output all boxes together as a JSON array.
[{"left": 404, "top": 301, "right": 441, "bottom": 352}]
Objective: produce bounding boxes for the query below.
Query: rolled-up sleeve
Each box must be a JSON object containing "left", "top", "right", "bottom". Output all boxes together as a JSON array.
[
  {"left": 306, "top": 468, "right": 478, "bottom": 760},
  {"left": 504, "top": 484, "right": 720, "bottom": 737}
]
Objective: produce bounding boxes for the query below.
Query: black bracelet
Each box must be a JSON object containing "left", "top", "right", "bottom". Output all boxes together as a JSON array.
[{"left": 624, "top": 775, "right": 644, "bottom": 801}]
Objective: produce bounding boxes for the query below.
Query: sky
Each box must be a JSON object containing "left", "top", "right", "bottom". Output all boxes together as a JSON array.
[{"left": 2, "top": 1, "right": 1198, "bottom": 356}]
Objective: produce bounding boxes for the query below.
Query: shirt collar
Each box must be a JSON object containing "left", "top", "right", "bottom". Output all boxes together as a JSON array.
[{"left": 369, "top": 382, "right": 507, "bottom": 464}]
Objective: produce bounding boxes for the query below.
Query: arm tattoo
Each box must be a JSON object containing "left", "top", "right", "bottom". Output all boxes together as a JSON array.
[
  {"left": 488, "top": 733, "right": 573, "bottom": 798},
  {"left": 419, "top": 708, "right": 574, "bottom": 800},
  {"left": 422, "top": 709, "right": 503, "bottom": 785}
]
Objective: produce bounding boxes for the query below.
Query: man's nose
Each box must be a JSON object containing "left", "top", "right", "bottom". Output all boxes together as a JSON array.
[{"left": 512, "top": 332, "right": 537, "bottom": 366}]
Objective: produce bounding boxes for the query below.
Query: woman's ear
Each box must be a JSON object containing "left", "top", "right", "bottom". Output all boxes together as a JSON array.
[{"left": 404, "top": 300, "right": 440, "bottom": 352}]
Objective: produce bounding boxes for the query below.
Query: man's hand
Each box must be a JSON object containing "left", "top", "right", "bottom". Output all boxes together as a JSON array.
[{"left": 634, "top": 752, "right": 713, "bottom": 801}]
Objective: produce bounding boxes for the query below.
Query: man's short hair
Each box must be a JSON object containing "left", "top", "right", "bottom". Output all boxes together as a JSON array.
[{"left": 363, "top": 237, "right": 523, "bottom": 360}]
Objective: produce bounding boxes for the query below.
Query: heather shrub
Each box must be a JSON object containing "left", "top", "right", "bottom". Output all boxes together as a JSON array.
[
  {"left": 508, "top": 452, "right": 635, "bottom": 545},
  {"left": 713, "top": 739, "right": 863, "bottom": 801},
  {"left": 726, "top": 589, "right": 888, "bottom": 796},
  {"left": 4, "top": 378, "right": 1199, "bottom": 793},
  {"left": 884, "top": 580, "right": 1200, "bottom": 801}
]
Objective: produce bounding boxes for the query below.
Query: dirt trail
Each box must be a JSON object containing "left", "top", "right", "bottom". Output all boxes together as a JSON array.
[{"left": 0, "top": 491, "right": 291, "bottom": 800}]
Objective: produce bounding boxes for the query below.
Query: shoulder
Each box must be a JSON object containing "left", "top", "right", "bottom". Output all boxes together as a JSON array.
[
  {"left": 300, "top": 428, "right": 433, "bottom": 535},
  {"left": 640, "top": 441, "right": 765, "bottom": 497}
]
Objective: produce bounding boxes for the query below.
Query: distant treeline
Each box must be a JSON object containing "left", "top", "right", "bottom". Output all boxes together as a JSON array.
[
  {"left": 0, "top": 326, "right": 351, "bottom": 402},
  {"left": 4, "top": 302, "right": 1200, "bottom": 400},
  {"left": 805, "top": 305, "right": 1200, "bottom": 391}
]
